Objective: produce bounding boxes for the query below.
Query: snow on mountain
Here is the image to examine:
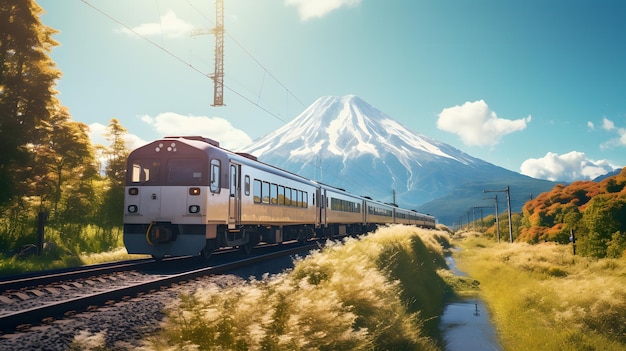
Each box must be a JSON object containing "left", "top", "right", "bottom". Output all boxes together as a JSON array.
[
  {"left": 241, "top": 95, "right": 554, "bottom": 218},
  {"left": 250, "top": 95, "right": 471, "bottom": 165}
]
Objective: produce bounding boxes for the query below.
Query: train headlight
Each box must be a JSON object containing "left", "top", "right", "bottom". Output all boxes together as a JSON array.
[
  {"left": 189, "top": 187, "right": 201, "bottom": 195},
  {"left": 128, "top": 205, "right": 138, "bottom": 213},
  {"left": 189, "top": 205, "right": 200, "bottom": 213},
  {"left": 129, "top": 187, "right": 139, "bottom": 195}
]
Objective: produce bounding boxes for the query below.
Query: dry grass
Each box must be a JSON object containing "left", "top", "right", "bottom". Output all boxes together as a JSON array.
[
  {"left": 454, "top": 233, "right": 626, "bottom": 351},
  {"left": 141, "top": 225, "right": 452, "bottom": 351}
]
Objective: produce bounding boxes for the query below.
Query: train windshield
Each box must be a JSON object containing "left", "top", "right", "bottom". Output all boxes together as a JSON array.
[
  {"left": 127, "top": 158, "right": 206, "bottom": 186},
  {"left": 167, "top": 158, "right": 205, "bottom": 185},
  {"left": 128, "top": 159, "right": 160, "bottom": 185}
]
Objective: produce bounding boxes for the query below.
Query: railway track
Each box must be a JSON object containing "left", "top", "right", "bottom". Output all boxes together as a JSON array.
[
  {"left": 0, "top": 242, "right": 318, "bottom": 334},
  {"left": 0, "top": 257, "right": 158, "bottom": 293}
]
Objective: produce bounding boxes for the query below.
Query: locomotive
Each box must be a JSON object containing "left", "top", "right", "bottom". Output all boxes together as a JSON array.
[{"left": 123, "top": 136, "right": 436, "bottom": 259}]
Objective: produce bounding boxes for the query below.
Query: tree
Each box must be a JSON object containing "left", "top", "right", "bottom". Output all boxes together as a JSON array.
[
  {"left": 578, "top": 195, "right": 626, "bottom": 258},
  {"left": 0, "top": 0, "right": 61, "bottom": 205},
  {"left": 101, "top": 118, "right": 130, "bottom": 227},
  {"left": 105, "top": 118, "right": 129, "bottom": 186},
  {"left": 31, "top": 106, "right": 97, "bottom": 217},
  {"left": 606, "top": 231, "right": 626, "bottom": 258}
]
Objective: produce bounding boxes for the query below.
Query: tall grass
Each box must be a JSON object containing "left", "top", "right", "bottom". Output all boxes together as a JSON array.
[
  {"left": 454, "top": 233, "right": 626, "bottom": 351},
  {"left": 0, "top": 225, "right": 145, "bottom": 276},
  {"left": 139, "top": 225, "right": 452, "bottom": 351}
]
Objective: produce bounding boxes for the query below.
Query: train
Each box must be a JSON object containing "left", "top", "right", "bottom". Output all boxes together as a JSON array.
[{"left": 123, "top": 136, "right": 436, "bottom": 259}]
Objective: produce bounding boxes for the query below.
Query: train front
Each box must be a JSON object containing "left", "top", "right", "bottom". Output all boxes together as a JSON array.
[{"left": 123, "top": 138, "right": 221, "bottom": 258}]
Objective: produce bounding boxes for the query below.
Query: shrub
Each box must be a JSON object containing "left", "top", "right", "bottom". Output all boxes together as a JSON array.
[{"left": 148, "top": 225, "right": 448, "bottom": 350}]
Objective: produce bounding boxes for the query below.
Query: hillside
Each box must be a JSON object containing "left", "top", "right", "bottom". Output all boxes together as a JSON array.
[{"left": 518, "top": 167, "right": 626, "bottom": 257}]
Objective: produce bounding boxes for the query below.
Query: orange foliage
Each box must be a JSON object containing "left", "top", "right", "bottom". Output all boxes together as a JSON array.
[{"left": 520, "top": 167, "right": 626, "bottom": 242}]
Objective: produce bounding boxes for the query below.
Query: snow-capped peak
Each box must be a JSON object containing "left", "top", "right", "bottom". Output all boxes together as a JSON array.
[{"left": 245, "top": 95, "right": 468, "bottom": 166}]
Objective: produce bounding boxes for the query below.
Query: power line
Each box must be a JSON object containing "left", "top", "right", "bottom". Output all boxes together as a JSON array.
[
  {"left": 78, "top": 1, "right": 386, "bottom": 202},
  {"left": 80, "top": 0, "right": 289, "bottom": 124},
  {"left": 184, "top": 0, "right": 306, "bottom": 109}
]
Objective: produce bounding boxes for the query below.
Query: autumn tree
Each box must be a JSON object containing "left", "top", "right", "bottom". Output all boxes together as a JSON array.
[{"left": 0, "top": 0, "right": 60, "bottom": 205}]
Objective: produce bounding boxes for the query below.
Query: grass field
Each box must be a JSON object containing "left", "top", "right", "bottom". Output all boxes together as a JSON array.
[
  {"left": 453, "top": 232, "right": 626, "bottom": 351},
  {"left": 0, "top": 247, "right": 147, "bottom": 277},
  {"left": 139, "top": 225, "right": 453, "bottom": 351}
]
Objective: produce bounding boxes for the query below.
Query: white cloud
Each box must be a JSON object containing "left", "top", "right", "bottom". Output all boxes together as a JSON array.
[
  {"left": 140, "top": 112, "right": 253, "bottom": 151},
  {"left": 520, "top": 151, "right": 618, "bottom": 182},
  {"left": 88, "top": 123, "right": 108, "bottom": 147},
  {"left": 117, "top": 10, "right": 193, "bottom": 38},
  {"left": 437, "top": 100, "right": 531, "bottom": 147},
  {"left": 596, "top": 117, "right": 626, "bottom": 149},
  {"left": 87, "top": 123, "right": 147, "bottom": 175},
  {"left": 587, "top": 121, "right": 595, "bottom": 129},
  {"left": 285, "top": 0, "right": 361, "bottom": 20},
  {"left": 602, "top": 117, "right": 615, "bottom": 131},
  {"left": 88, "top": 122, "right": 147, "bottom": 151}
]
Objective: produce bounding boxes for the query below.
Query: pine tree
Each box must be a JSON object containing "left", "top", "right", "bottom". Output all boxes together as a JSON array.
[
  {"left": 0, "top": 0, "right": 61, "bottom": 205},
  {"left": 102, "top": 118, "right": 130, "bottom": 227}
]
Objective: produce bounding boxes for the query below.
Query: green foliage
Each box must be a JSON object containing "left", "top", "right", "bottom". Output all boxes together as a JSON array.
[
  {"left": 104, "top": 118, "right": 129, "bottom": 186},
  {"left": 0, "top": 1, "right": 139, "bottom": 267},
  {"left": 606, "top": 231, "right": 626, "bottom": 259},
  {"left": 578, "top": 195, "right": 626, "bottom": 258},
  {"left": 513, "top": 168, "right": 626, "bottom": 258},
  {"left": 456, "top": 236, "right": 626, "bottom": 350},
  {"left": 149, "top": 226, "right": 448, "bottom": 350},
  {"left": 0, "top": 0, "right": 132, "bottom": 262},
  {"left": 0, "top": 0, "right": 61, "bottom": 205}
]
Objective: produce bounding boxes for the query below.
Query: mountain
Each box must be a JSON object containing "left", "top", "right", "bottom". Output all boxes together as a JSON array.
[
  {"left": 593, "top": 168, "right": 623, "bottom": 182},
  {"left": 242, "top": 95, "right": 557, "bottom": 224}
]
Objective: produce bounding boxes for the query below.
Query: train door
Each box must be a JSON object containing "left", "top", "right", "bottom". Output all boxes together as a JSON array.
[
  {"left": 228, "top": 163, "right": 241, "bottom": 229},
  {"left": 318, "top": 188, "right": 326, "bottom": 228}
]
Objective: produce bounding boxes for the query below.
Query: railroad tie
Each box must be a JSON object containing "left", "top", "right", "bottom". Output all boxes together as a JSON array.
[{"left": 0, "top": 295, "right": 14, "bottom": 304}]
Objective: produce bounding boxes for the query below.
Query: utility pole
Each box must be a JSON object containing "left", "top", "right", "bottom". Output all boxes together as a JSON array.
[{"left": 484, "top": 186, "right": 513, "bottom": 243}]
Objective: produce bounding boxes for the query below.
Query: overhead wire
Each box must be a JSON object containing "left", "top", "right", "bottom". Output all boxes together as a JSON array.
[
  {"left": 79, "top": 0, "right": 393, "bottom": 202},
  {"left": 183, "top": 0, "right": 306, "bottom": 108},
  {"left": 80, "top": 0, "right": 289, "bottom": 124}
]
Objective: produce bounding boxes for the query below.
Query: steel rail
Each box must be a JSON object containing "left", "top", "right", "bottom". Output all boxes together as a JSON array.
[
  {"left": 0, "top": 258, "right": 164, "bottom": 293},
  {"left": 0, "top": 243, "right": 317, "bottom": 333}
]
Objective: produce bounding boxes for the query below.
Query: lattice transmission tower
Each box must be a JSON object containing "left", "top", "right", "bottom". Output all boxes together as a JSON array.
[{"left": 210, "top": 0, "right": 225, "bottom": 106}]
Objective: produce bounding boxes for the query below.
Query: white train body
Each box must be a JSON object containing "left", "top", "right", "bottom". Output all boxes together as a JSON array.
[{"left": 123, "top": 136, "right": 436, "bottom": 258}]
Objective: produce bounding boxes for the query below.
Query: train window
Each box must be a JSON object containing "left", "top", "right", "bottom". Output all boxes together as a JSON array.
[
  {"left": 230, "top": 165, "right": 237, "bottom": 196},
  {"left": 285, "top": 188, "right": 291, "bottom": 206},
  {"left": 291, "top": 189, "right": 298, "bottom": 207},
  {"left": 210, "top": 159, "right": 220, "bottom": 193},
  {"left": 303, "top": 192, "right": 308, "bottom": 208},
  {"left": 253, "top": 179, "right": 261, "bottom": 203},
  {"left": 262, "top": 181, "right": 270, "bottom": 204},
  {"left": 296, "top": 191, "right": 302, "bottom": 208},
  {"left": 168, "top": 159, "right": 203, "bottom": 185},
  {"left": 128, "top": 159, "right": 160, "bottom": 184},
  {"left": 244, "top": 175, "right": 250, "bottom": 196},
  {"left": 278, "top": 185, "right": 285, "bottom": 205},
  {"left": 270, "top": 183, "right": 278, "bottom": 205}
]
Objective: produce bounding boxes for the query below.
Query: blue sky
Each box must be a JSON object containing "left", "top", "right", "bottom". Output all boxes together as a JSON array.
[{"left": 37, "top": 0, "right": 626, "bottom": 182}]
